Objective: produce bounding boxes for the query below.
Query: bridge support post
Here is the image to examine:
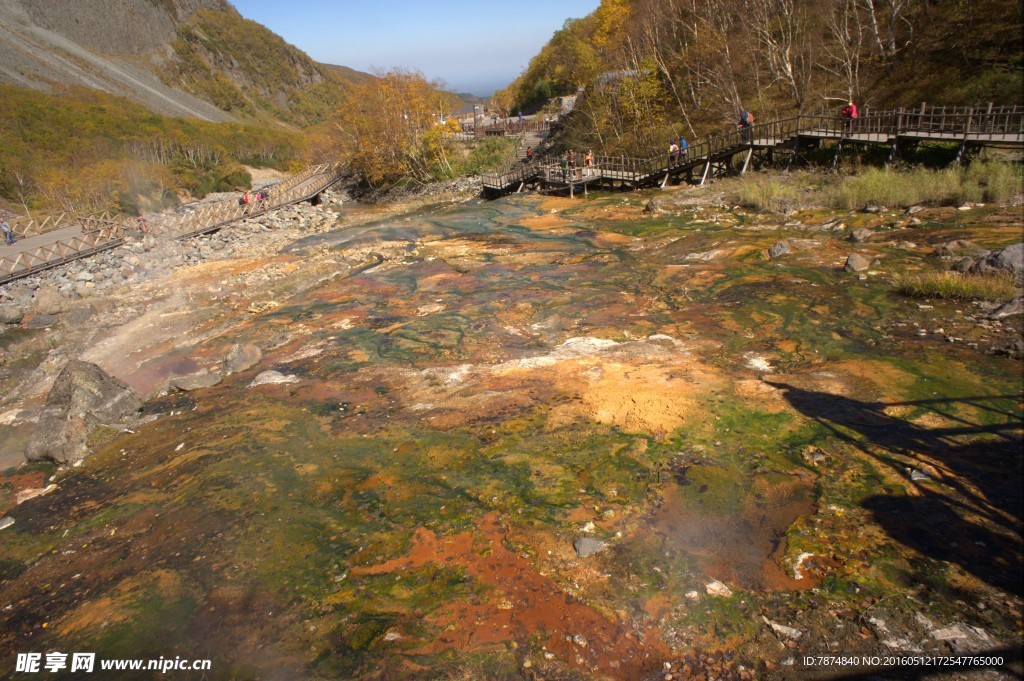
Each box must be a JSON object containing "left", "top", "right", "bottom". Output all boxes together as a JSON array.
[
  {"left": 740, "top": 148, "right": 753, "bottom": 175},
  {"left": 700, "top": 159, "right": 711, "bottom": 186},
  {"left": 831, "top": 140, "right": 843, "bottom": 171},
  {"left": 887, "top": 138, "right": 899, "bottom": 166}
]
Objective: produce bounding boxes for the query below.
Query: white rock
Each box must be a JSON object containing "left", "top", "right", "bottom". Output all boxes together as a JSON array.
[
  {"left": 248, "top": 370, "right": 301, "bottom": 387},
  {"left": 762, "top": 616, "right": 803, "bottom": 640},
  {"left": 705, "top": 580, "right": 733, "bottom": 597}
]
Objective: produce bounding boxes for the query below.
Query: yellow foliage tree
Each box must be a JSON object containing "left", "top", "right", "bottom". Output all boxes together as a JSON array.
[{"left": 335, "top": 70, "right": 455, "bottom": 186}]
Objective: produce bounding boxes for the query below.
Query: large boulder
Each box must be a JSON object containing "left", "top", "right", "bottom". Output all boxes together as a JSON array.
[
  {"left": 224, "top": 344, "right": 262, "bottom": 375},
  {"left": 844, "top": 253, "right": 872, "bottom": 272},
  {"left": 25, "top": 361, "right": 142, "bottom": 465},
  {"left": 968, "top": 243, "right": 1023, "bottom": 276},
  {"left": 768, "top": 241, "right": 791, "bottom": 259}
]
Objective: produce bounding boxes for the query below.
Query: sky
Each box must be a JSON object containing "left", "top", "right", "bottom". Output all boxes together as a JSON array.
[{"left": 228, "top": 0, "right": 601, "bottom": 97}]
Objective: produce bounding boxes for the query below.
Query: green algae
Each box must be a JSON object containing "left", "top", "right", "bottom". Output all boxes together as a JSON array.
[{"left": 1, "top": 190, "right": 1020, "bottom": 677}]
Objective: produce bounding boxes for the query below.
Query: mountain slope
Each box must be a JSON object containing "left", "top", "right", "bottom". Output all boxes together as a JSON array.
[{"left": 0, "top": 0, "right": 369, "bottom": 126}]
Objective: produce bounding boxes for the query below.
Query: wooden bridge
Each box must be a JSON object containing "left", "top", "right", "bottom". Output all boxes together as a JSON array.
[
  {"left": 482, "top": 104, "right": 1024, "bottom": 197},
  {"left": 0, "top": 163, "right": 346, "bottom": 286}
]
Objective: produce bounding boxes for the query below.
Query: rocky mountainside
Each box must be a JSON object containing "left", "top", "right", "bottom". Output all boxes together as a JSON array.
[{"left": 0, "top": 0, "right": 366, "bottom": 125}]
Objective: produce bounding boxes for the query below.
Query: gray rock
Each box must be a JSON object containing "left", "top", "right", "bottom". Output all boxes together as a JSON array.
[
  {"left": 0, "top": 305, "right": 24, "bottom": 325},
  {"left": 0, "top": 516, "right": 14, "bottom": 531},
  {"left": 24, "top": 313, "right": 59, "bottom": 329},
  {"left": 989, "top": 296, "right": 1023, "bottom": 319},
  {"left": 850, "top": 228, "right": 873, "bottom": 243},
  {"left": 643, "top": 199, "right": 670, "bottom": 214},
  {"left": 573, "top": 537, "right": 607, "bottom": 558},
  {"left": 25, "top": 360, "right": 142, "bottom": 465},
  {"left": 969, "top": 243, "right": 1023, "bottom": 276},
  {"left": 844, "top": 253, "right": 872, "bottom": 272},
  {"left": 75, "top": 271, "right": 94, "bottom": 282},
  {"left": 167, "top": 371, "right": 223, "bottom": 392},
  {"left": 862, "top": 202, "right": 885, "bottom": 213},
  {"left": 933, "top": 240, "right": 983, "bottom": 257},
  {"left": 247, "top": 370, "right": 300, "bottom": 388},
  {"left": 35, "top": 288, "right": 65, "bottom": 315},
  {"left": 768, "top": 241, "right": 791, "bottom": 259},
  {"left": 224, "top": 344, "right": 263, "bottom": 374}
]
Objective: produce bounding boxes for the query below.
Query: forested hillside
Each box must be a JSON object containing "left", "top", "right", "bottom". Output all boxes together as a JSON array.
[
  {"left": 498, "top": 0, "right": 1022, "bottom": 154},
  {"left": 0, "top": 84, "right": 304, "bottom": 215}
]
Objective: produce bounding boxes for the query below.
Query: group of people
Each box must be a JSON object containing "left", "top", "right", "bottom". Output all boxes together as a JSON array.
[
  {"left": 557, "top": 148, "right": 596, "bottom": 179},
  {"left": 668, "top": 136, "right": 689, "bottom": 163},
  {"left": 239, "top": 188, "right": 270, "bottom": 207}
]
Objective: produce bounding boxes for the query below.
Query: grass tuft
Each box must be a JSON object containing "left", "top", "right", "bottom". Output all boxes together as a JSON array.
[{"left": 892, "top": 271, "right": 1017, "bottom": 301}]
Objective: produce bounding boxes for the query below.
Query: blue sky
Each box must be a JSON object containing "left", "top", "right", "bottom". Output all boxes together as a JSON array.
[{"left": 229, "top": 1, "right": 602, "bottom": 96}]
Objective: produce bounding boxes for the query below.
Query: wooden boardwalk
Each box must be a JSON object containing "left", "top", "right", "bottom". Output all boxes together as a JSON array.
[
  {"left": 0, "top": 163, "right": 346, "bottom": 286},
  {"left": 482, "top": 104, "right": 1024, "bottom": 196}
]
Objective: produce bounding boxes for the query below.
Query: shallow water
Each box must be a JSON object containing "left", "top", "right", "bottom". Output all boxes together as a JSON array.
[{"left": 1, "top": 193, "right": 1021, "bottom": 679}]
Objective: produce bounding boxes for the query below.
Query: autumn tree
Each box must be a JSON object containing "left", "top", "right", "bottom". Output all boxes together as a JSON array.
[{"left": 335, "top": 69, "right": 456, "bottom": 186}]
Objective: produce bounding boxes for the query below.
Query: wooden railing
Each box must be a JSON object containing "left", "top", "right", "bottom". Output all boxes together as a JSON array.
[
  {"left": 484, "top": 103, "right": 1024, "bottom": 193},
  {"left": 0, "top": 163, "right": 347, "bottom": 285}
]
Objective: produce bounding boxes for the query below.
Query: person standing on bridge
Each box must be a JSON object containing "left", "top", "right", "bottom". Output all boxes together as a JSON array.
[
  {"left": 668, "top": 141, "right": 680, "bottom": 165},
  {"left": 1, "top": 216, "right": 13, "bottom": 245},
  {"left": 738, "top": 109, "right": 754, "bottom": 142},
  {"left": 679, "top": 135, "right": 689, "bottom": 158},
  {"left": 842, "top": 100, "right": 859, "bottom": 134}
]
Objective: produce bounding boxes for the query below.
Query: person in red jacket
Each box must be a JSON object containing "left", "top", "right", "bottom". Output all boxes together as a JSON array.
[{"left": 842, "top": 101, "right": 858, "bottom": 133}]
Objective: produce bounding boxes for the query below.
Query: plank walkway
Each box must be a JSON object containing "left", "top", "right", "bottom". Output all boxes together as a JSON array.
[
  {"left": 0, "top": 163, "right": 346, "bottom": 286},
  {"left": 482, "top": 104, "right": 1024, "bottom": 196}
]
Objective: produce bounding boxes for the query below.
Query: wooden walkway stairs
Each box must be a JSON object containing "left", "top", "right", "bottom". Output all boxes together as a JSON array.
[
  {"left": 0, "top": 163, "right": 347, "bottom": 286},
  {"left": 482, "top": 104, "right": 1024, "bottom": 197}
]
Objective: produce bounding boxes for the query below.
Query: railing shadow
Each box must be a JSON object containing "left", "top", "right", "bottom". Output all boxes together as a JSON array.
[{"left": 766, "top": 381, "right": 1023, "bottom": 595}]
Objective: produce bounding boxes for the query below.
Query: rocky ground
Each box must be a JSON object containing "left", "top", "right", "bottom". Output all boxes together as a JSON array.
[{"left": 0, "top": 175, "right": 1021, "bottom": 680}]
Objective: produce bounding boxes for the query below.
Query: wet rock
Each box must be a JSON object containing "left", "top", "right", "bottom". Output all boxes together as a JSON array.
[
  {"left": 768, "top": 241, "right": 791, "bottom": 259},
  {"left": 862, "top": 202, "right": 885, "bottom": 213},
  {"left": 844, "top": 253, "right": 872, "bottom": 272},
  {"left": 968, "top": 243, "right": 1023, "bottom": 276},
  {"left": 25, "top": 360, "right": 142, "bottom": 465},
  {"left": 248, "top": 370, "right": 300, "bottom": 388},
  {"left": 988, "top": 296, "right": 1023, "bottom": 319},
  {"left": 573, "top": 537, "right": 607, "bottom": 558},
  {"left": 167, "top": 371, "right": 223, "bottom": 392},
  {"left": 63, "top": 307, "right": 94, "bottom": 326},
  {"left": 0, "top": 516, "right": 14, "bottom": 531},
  {"left": 906, "top": 205, "right": 925, "bottom": 214},
  {"left": 225, "top": 344, "right": 263, "bottom": 374},
  {"left": 705, "top": 580, "right": 733, "bottom": 597},
  {"left": 849, "top": 228, "right": 873, "bottom": 243},
  {"left": 909, "top": 468, "right": 930, "bottom": 481}
]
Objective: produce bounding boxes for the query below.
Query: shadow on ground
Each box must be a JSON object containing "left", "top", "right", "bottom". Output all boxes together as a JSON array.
[{"left": 768, "top": 381, "right": 1023, "bottom": 596}]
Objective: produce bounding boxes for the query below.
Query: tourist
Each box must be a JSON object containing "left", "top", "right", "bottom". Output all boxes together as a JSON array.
[
  {"left": 525, "top": 146, "right": 534, "bottom": 162},
  {"left": 738, "top": 109, "right": 755, "bottom": 141},
  {"left": 679, "top": 136, "right": 689, "bottom": 158},
  {"left": 669, "top": 141, "right": 680, "bottom": 164},
  {"left": 559, "top": 154, "right": 568, "bottom": 180},
  {"left": 842, "top": 100, "right": 859, "bottom": 134},
  {"left": 585, "top": 149, "right": 594, "bottom": 167},
  {"left": 567, "top": 149, "right": 577, "bottom": 179},
  {"left": 1, "top": 216, "right": 13, "bottom": 245}
]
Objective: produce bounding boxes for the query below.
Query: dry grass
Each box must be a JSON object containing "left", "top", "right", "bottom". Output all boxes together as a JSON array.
[{"left": 892, "top": 270, "right": 1018, "bottom": 301}]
